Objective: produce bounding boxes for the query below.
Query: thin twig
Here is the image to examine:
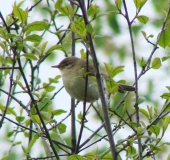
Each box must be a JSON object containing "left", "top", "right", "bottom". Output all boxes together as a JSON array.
[{"left": 122, "top": 1, "right": 142, "bottom": 159}]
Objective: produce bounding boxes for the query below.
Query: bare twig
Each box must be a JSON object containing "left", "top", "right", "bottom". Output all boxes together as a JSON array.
[
  {"left": 122, "top": 1, "right": 142, "bottom": 159},
  {"left": 77, "top": 0, "right": 118, "bottom": 159}
]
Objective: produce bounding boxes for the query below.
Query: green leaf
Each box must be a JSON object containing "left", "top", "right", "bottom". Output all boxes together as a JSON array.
[
  {"left": 25, "top": 34, "right": 42, "bottom": 43},
  {"left": 86, "top": 24, "right": 94, "bottom": 35},
  {"left": 162, "top": 56, "right": 170, "bottom": 62},
  {"left": 139, "top": 108, "right": 149, "bottom": 118},
  {"left": 68, "top": 155, "right": 84, "bottom": 160},
  {"left": 7, "top": 131, "right": 14, "bottom": 138},
  {"left": 129, "top": 122, "right": 138, "bottom": 127},
  {"left": 141, "top": 31, "right": 147, "bottom": 39},
  {"left": 151, "top": 57, "right": 161, "bottom": 69},
  {"left": 23, "top": 53, "right": 37, "bottom": 60},
  {"left": 22, "top": 145, "right": 27, "bottom": 155},
  {"left": 45, "top": 45, "right": 64, "bottom": 55},
  {"left": 133, "top": 0, "right": 147, "bottom": 9},
  {"left": 140, "top": 0, "right": 147, "bottom": 8},
  {"left": 140, "top": 57, "right": 145, "bottom": 67},
  {"left": 52, "top": 109, "right": 67, "bottom": 116},
  {"left": 57, "top": 123, "right": 66, "bottom": 134},
  {"left": 16, "top": 116, "right": 25, "bottom": 123},
  {"left": 104, "top": 63, "right": 124, "bottom": 78},
  {"left": 127, "top": 146, "right": 136, "bottom": 156},
  {"left": 0, "top": 104, "right": 17, "bottom": 116},
  {"left": 49, "top": 75, "right": 61, "bottom": 83},
  {"left": 27, "top": 21, "right": 48, "bottom": 31},
  {"left": 162, "top": 117, "right": 170, "bottom": 137},
  {"left": 13, "top": 5, "right": 28, "bottom": 22},
  {"left": 148, "top": 144, "right": 161, "bottom": 151},
  {"left": 115, "top": 0, "right": 122, "bottom": 10},
  {"left": 41, "top": 41, "right": 48, "bottom": 54},
  {"left": 55, "top": 0, "right": 63, "bottom": 9},
  {"left": 27, "top": 134, "right": 40, "bottom": 152},
  {"left": 148, "top": 125, "right": 160, "bottom": 136},
  {"left": 133, "top": 0, "right": 141, "bottom": 9},
  {"left": 106, "top": 80, "right": 119, "bottom": 94},
  {"left": 13, "top": 141, "right": 21, "bottom": 146},
  {"left": 158, "top": 30, "right": 170, "bottom": 48},
  {"left": 166, "top": 86, "right": 170, "bottom": 91},
  {"left": 1, "top": 156, "right": 8, "bottom": 160},
  {"left": 70, "top": 18, "right": 86, "bottom": 38},
  {"left": 162, "top": 9, "right": 167, "bottom": 19},
  {"left": 14, "top": 80, "right": 23, "bottom": 88},
  {"left": 161, "top": 93, "right": 170, "bottom": 100},
  {"left": 57, "top": 5, "right": 75, "bottom": 19},
  {"left": 137, "top": 126, "right": 145, "bottom": 135},
  {"left": 31, "top": 115, "right": 41, "bottom": 125},
  {"left": 45, "top": 86, "right": 56, "bottom": 92},
  {"left": 0, "top": 42, "right": 6, "bottom": 50},
  {"left": 137, "top": 15, "right": 149, "bottom": 24},
  {"left": 87, "top": 4, "right": 99, "bottom": 17}
]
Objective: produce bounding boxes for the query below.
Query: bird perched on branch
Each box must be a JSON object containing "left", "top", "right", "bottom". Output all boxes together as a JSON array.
[{"left": 52, "top": 56, "right": 135, "bottom": 103}]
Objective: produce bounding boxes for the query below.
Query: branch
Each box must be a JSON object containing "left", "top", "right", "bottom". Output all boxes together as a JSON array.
[
  {"left": 77, "top": 0, "right": 117, "bottom": 159},
  {"left": 122, "top": 1, "right": 142, "bottom": 158}
]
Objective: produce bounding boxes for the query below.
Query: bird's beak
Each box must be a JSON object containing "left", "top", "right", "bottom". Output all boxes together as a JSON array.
[{"left": 51, "top": 65, "right": 59, "bottom": 68}]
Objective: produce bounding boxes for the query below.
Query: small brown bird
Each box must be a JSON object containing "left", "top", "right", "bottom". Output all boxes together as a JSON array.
[{"left": 52, "top": 56, "right": 135, "bottom": 103}]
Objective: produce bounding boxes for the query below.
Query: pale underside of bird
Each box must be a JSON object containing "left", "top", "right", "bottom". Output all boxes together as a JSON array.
[{"left": 52, "top": 56, "right": 135, "bottom": 103}]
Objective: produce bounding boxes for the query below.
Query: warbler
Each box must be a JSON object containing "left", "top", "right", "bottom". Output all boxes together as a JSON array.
[{"left": 52, "top": 56, "right": 135, "bottom": 103}]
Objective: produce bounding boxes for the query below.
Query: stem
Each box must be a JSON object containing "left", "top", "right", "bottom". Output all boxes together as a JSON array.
[
  {"left": 78, "top": 0, "right": 117, "bottom": 159},
  {"left": 122, "top": 0, "right": 142, "bottom": 159},
  {"left": 70, "top": 1, "right": 77, "bottom": 153}
]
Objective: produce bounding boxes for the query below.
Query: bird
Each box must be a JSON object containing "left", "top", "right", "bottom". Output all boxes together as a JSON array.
[{"left": 52, "top": 56, "right": 135, "bottom": 103}]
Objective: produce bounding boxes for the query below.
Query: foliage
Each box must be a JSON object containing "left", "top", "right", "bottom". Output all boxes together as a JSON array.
[{"left": 1, "top": 0, "right": 170, "bottom": 159}]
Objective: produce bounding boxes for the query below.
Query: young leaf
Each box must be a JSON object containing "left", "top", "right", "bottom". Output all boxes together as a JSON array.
[
  {"left": 16, "top": 116, "right": 25, "bottom": 123},
  {"left": 115, "top": 0, "right": 122, "bottom": 10},
  {"left": 162, "top": 116, "right": 170, "bottom": 137},
  {"left": 25, "top": 34, "right": 42, "bottom": 43},
  {"left": 104, "top": 63, "right": 124, "bottom": 78},
  {"left": 13, "top": 5, "right": 28, "bottom": 23},
  {"left": 148, "top": 125, "right": 160, "bottom": 137},
  {"left": 31, "top": 115, "right": 41, "bottom": 125},
  {"left": 133, "top": 0, "right": 147, "bottom": 9},
  {"left": 45, "top": 45, "right": 64, "bottom": 55},
  {"left": 27, "top": 21, "right": 48, "bottom": 31},
  {"left": 55, "top": 0, "right": 63, "bottom": 9},
  {"left": 41, "top": 41, "right": 48, "bottom": 54},
  {"left": 158, "top": 30, "right": 170, "bottom": 48},
  {"left": 68, "top": 155, "right": 84, "bottom": 160},
  {"left": 141, "top": 31, "right": 147, "bottom": 39},
  {"left": 137, "top": 15, "right": 149, "bottom": 24},
  {"left": 57, "top": 123, "right": 67, "bottom": 134},
  {"left": 27, "top": 134, "right": 40, "bottom": 152},
  {"left": 161, "top": 93, "right": 170, "bottom": 100},
  {"left": 45, "top": 86, "right": 56, "bottom": 92},
  {"left": 23, "top": 53, "right": 37, "bottom": 60},
  {"left": 151, "top": 57, "right": 161, "bottom": 69},
  {"left": 140, "top": 57, "right": 145, "bottom": 67},
  {"left": 162, "top": 56, "right": 170, "bottom": 62},
  {"left": 106, "top": 80, "right": 119, "bottom": 94},
  {"left": 127, "top": 146, "right": 137, "bottom": 156},
  {"left": 139, "top": 108, "right": 149, "bottom": 118},
  {"left": 52, "top": 109, "right": 67, "bottom": 116},
  {"left": 133, "top": 0, "right": 141, "bottom": 9}
]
